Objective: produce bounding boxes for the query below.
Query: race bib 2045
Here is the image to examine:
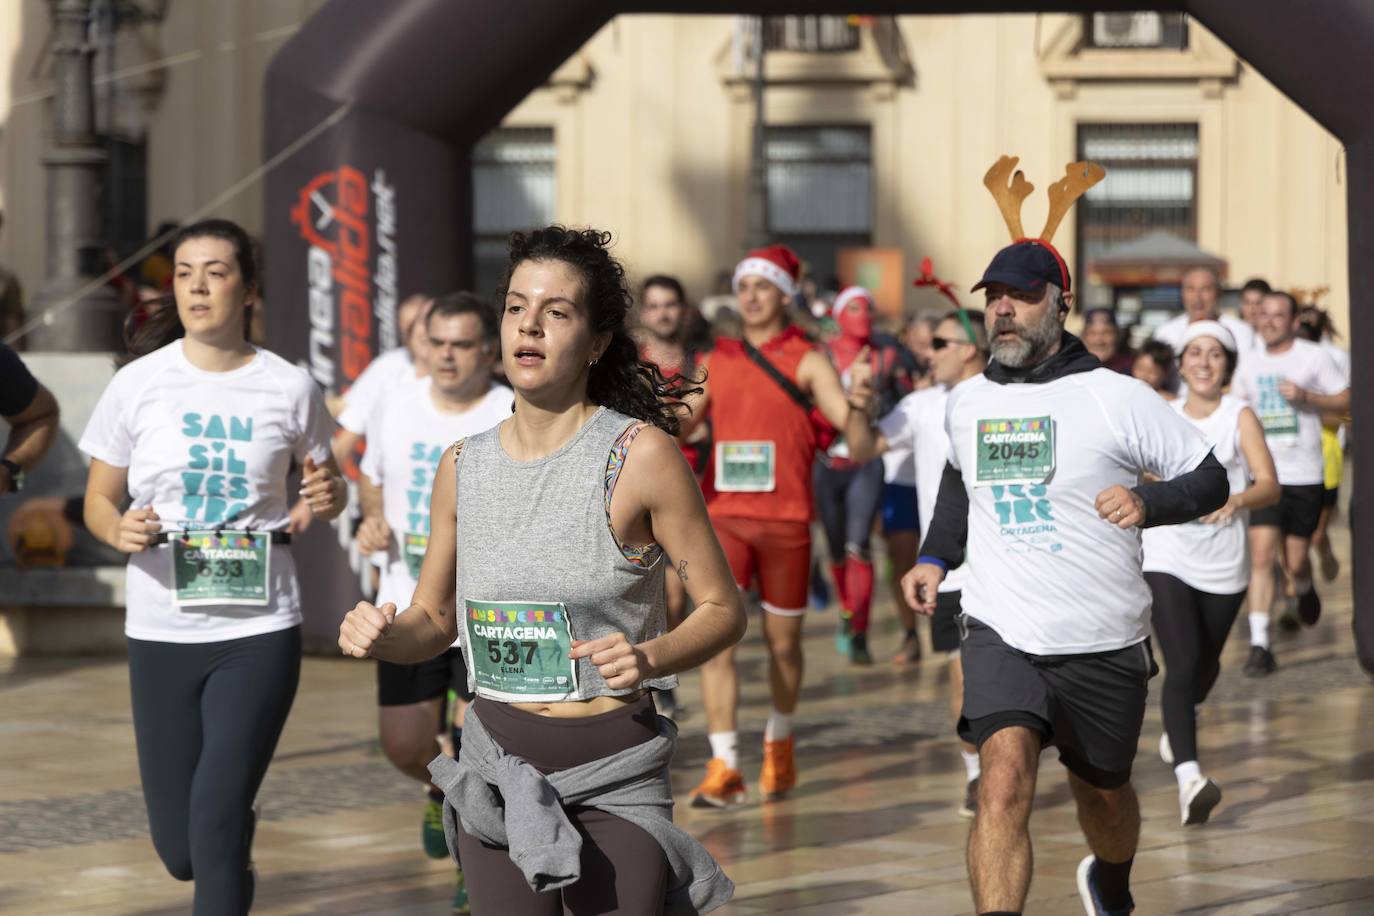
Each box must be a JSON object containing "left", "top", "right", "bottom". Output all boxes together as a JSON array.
[
  {"left": 463, "top": 600, "right": 578, "bottom": 702},
  {"left": 172, "top": 530, "right": 270, "bottom": 607},
  {"left": 973, "top": 417, "right": 1055, "bottom": 486}
]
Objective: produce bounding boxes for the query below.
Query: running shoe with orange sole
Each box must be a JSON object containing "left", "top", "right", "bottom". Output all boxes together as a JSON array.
[
  {"left": 759, "top": 736, "right": 796, "bottom": 800},
  {"left": 690, "top": 758, "right": 747, "bottom": 808}
]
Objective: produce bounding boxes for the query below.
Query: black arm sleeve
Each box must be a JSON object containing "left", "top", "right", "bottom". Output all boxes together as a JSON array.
[
  {"left": 1132, "top": 450, "right": 1230, "bottom": 528},
  {"left": 916, "top": 461, "right": 970, "bottom": 569},
  {"left": 0, "top": 342, "right": 38, "bottom": 418}
]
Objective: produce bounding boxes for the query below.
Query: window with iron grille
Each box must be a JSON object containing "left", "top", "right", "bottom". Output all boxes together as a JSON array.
[
  {"left": 763, "top": 16, "right": 861, "bottom": 53},
  {"left": 1076, "top": 122, "right": 1198, "bottom": 270},
  {"left": 766, "top": 126, "right": 871, "bottom": 284},
  {"left": 1084, "top": 12, "right": 1188, "bottom": 49},
  {"left": 1075, "top": 122, "right": 1200, "bottom": 321},
  {"left": 472, "top": 127, "right": 556, "bottom": 299}
]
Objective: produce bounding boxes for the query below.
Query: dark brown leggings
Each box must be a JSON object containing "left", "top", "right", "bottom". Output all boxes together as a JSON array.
[{"left": 457, "top": 695, "right": 670, "bottom": 915}]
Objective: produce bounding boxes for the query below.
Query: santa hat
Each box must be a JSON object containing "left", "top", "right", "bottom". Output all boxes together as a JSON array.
[
  {"left": 733, "top": 245, "right": 800, "bottom": 299},
  {"left": 832, "top": 286, "right": 873, "bottom": 319}
]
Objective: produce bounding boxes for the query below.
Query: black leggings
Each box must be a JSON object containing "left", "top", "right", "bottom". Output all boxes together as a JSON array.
[
  {"left": 1145, "top": 573, "right": 1245, "bottom": 765},
  {"left": 128, "top": 626, "right": 301, "bottom": 915},
  {"left": 814, "top": 458, "right": 885, "bottom": 561},
  {"left": 456, "top": 695, "right": 670, "bottom": 915}
]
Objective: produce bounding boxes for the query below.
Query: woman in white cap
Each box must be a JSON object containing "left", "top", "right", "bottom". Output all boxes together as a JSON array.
[{"left": 1141, "top": 320, "right": 1279, "bottom": 826}]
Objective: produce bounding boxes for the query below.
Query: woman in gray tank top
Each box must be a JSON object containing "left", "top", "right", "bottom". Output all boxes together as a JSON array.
[{"left": 340, "top": 226, "right": 745, "bottom": 914}]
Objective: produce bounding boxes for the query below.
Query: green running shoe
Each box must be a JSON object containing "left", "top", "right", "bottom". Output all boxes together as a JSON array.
[
  {"left": 423, "top": 798, "right": 448, "bottom": 860},
  {"left": 452, "top": 865, "right": 471, "bottom": 914}
]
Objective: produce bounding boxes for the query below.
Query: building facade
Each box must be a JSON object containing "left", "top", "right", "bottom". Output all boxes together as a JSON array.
[{"left": 0, "top": 6, "right": 1351, "bottom": 340}]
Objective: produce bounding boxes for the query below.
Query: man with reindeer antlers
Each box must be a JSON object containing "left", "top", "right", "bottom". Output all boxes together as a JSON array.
[{"left": 881, "top": 157, "right": 1230, "bottom": 916}]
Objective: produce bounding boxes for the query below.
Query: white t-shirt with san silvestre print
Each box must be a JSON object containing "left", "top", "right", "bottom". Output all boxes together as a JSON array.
[
  {"left": 1231, "top": 337, "right": 1347, "bottom": 486},
  {"left": 360, "top": 378, "right": 512, "bottom": 618},
  {"left": 945, "top": 369, "right": 1212, "bottom": 655},
  {"left": 79, "top": 341, "right": 334, "bottom": 643}
]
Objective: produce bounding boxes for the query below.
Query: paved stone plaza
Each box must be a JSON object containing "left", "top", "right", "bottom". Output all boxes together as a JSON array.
[{"left": 1, "top": 519, "right": 1371, "bottom": 914}]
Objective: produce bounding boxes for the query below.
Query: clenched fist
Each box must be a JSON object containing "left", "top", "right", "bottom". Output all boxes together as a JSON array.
[
  {"left": 901, "top": 562, "right": 945, "bottom": 615},
  {"left": 847, "top": 345, "right": 875, "bottom": 412},
  {"left": 571, "top": 632, "right": 653, "bottom": 690},
  {"left": 1095, "top": 485, "right": 1145, "bottom": 529},
  {"left": 339, "top": 601, "right": 397, "bottom": 658},
  {"left": 300, "top": 456, "right": 346, "bottom": 519},
  {"left": 355, "top": 515, "right": 393, "bottom": 554},
  {"left": 116, "top": 506, "right": 161, "bottom": 554}
]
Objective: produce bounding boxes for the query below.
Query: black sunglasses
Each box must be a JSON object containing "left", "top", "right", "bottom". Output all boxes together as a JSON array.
[{"left": 931, "top": 335, "right": 969, "bottom": 350}]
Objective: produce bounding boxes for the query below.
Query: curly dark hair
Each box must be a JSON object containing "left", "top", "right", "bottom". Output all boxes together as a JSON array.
[{"left": 500, "top": 226, "right": 702, "bottom": 435}]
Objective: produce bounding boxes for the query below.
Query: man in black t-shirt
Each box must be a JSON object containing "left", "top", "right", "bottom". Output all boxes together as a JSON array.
[{"left": 0, "top": 342, "right": 60, "bottom": 495}]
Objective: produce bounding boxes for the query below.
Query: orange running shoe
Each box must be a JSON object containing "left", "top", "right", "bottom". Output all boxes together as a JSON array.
[
  {"left": 759, "top": 736, "right": 796, "bottom": 800},
  {"left": 689, "top": 758, "right": 747, "bottom": 808}
]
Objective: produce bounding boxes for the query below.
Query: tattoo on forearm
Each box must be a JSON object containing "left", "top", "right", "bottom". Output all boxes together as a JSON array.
[{"left": 677, "top": 559, "right": 689, "bottom": 581}]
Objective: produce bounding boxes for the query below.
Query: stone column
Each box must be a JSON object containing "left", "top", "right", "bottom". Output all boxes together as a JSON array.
[{"left": 28, "top": 0, "right": 123, "bottom": 352}]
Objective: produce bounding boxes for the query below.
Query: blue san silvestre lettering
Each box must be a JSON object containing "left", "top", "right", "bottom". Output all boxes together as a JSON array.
[
  {"left": 407, "top": 441, "right": 445, "bottom": 534},
  {"left": 181, "top": 413, "right": 253, "bottom": 524}
]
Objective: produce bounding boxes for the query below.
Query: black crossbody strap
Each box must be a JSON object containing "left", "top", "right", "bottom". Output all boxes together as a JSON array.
[{"left": 740, "top": 339, "right": 813, "bottom": 413}]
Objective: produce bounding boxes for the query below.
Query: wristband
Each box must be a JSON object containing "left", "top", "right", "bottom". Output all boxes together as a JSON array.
[{"left": 916, "top": 555, "right": 948, "bottom": 571}]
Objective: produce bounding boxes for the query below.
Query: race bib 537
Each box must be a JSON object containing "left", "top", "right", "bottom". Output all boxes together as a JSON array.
[{"left": 463, "top": 599, "right": 578, "bottom": 702}]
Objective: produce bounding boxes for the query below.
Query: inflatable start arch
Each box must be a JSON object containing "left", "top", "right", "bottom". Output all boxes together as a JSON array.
[{"left": 265, "top": 1, "right": 1374, "bottom": 670}]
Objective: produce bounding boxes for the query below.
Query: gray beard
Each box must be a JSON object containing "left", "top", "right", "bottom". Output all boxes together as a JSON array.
[
  {"left": 990, "top": 318, "right": 1060, "bottom": 368},
  {"left": 990, "top": 335, "right": 1034, "bottom": 367}
]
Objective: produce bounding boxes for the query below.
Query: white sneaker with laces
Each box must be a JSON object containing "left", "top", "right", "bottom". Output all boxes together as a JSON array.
[{"left": 1179, "top": 774, "right": 1221, "bottom": 826}]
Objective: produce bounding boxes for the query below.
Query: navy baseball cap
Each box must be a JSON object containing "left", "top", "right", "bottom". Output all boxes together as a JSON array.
[{"left": 971, "top": 239, "right": 1071, "bottom": 293}]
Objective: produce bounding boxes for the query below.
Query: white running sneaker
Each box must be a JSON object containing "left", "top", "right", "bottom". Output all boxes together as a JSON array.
[
  {"left": 1159, "top": 731, "right": 1174, "bottom": 765},
  {"left": 1076, "top": 854, "right": 1135, "bottom": 915},
  {"left": 1179, "top": 775, "right": 1222, "bottom": 826}
]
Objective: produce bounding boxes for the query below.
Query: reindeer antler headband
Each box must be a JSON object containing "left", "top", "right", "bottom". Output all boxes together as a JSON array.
[
  {"left": 984, "top": 156, "right": 1106, "bottom": 244},
  {"left": 979, "top": 156, "right": 1106, "bottom": 291}
]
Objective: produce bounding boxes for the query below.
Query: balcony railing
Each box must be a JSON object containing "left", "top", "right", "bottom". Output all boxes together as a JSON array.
[{"left": 763, "top": 16, "right": 861, "bottom": 54}]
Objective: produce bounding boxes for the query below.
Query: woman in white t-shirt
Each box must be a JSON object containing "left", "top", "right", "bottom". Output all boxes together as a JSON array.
[
  {"left": 80, "top": 219, "right": 346, "bottom": 914},
  {"left": 1141, "top": 321, "right": 1278, "bottom": 828}
]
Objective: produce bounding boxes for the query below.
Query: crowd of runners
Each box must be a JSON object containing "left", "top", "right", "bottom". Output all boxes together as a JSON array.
[{"left": 68, "top": 152, "right": 1353, "bottom": 916}]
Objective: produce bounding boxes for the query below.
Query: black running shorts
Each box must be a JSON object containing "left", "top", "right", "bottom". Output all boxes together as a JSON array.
[
  {"left": 957, "top": 616, "right": 1157, "bottom": 789},
  {"left": 377, "top": 647, "right": 473, "bottom": 707},
  {"left": 1249, "top": 483, "right": 1325, "bottom": 539},
  {"left": 931, "top": 590, "right": 963, "bottom": 653}
]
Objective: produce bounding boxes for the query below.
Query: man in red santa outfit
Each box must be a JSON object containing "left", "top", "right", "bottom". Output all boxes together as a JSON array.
[
  {"left": 817, "top": 286, "right": 915, "bottom": 664},
  {"left": 682, "top": 246, "right": 878, "bottom": 807}
]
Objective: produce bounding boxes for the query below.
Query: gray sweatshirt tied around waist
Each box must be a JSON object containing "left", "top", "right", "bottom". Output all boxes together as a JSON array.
[{"left": 428, "top": 702, "right": 735, "bottom": 914}]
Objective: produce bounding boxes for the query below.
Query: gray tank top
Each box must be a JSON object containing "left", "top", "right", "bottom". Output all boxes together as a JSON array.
[{"left": 454, "top": 406, "right": 677, "bottom": 700}]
